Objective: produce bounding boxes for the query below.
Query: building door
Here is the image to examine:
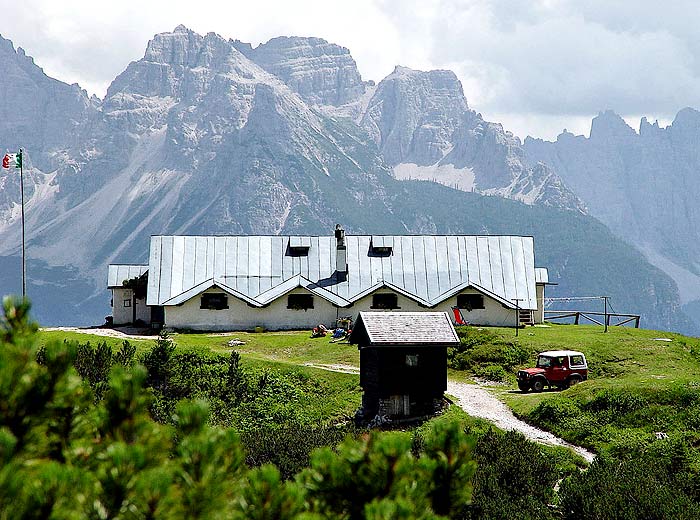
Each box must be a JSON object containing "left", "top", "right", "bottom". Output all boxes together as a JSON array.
[{"left": 151, "top": 306, "right": 164, "bottom": 328}]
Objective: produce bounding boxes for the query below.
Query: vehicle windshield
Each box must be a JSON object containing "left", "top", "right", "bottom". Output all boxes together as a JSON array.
[{"left": 536, "top": 355, "right": 553, "bottom": 368}]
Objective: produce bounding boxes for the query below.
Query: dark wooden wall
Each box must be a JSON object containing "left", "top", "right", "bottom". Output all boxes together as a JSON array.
[{"left": 360, "top": 346, "right": 447, "bottom": 398}]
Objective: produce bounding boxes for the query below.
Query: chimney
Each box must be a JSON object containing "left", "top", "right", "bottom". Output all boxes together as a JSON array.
[{"left": 335, "top": 224, "right": 347, "bottom": 281}]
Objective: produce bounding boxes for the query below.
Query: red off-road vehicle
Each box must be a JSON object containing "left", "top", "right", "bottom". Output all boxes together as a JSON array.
[{"left": 517, "top": 350, "right": 588, "bottom": 392}]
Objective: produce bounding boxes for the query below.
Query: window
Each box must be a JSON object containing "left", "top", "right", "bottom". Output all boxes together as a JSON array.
[
  {"left": 405, "top": 354, "right": 418, "bottom": 367},
  {"left": 287, "top": 294, "right": 314, "bottom": 310},
  {"left": 371, "top": 293, "right": 399, "bottom": 309},
  {"left": 288, "top": 237, "right": 311, "bottom": 256},
  {"left": 201, "top": 293, "right": 229, "bottom": 310},
  {"left": 570, "top": 355, "right": 585, "bottom": 367},
  {"left": 369, "top": 246, "right": 393, "bottom": 257},
  {"left": 457, "top": 294, "right": 484, "bottom": 311},
  {"left": 369, "top": 237, "right": 393, "bottom": 256},
  {"left": 123, "top": 299, "right": 131, "bottom": 307},
  {"left": 536, "top": 355, "right": 552, "bottom": 368}
]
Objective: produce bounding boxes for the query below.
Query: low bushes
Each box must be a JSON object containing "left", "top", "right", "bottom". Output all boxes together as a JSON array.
[
  {"left": 560, "top": 453, "right": 700, "bottom": 519},
  {"left": 449, "top": 327, "right": 532, "bottom": 379},
  {"left": 1, "top": 296, "right": 478, "bottom": 518}
]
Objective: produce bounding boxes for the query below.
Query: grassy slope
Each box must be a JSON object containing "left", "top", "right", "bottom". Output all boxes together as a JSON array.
[
  {"left": 489, "top": 324, "right": 700, "bottom": 457},
  {"left": 40, "top": 324, "right": 700, "bottom": 459},
  {"left": 38, "top": 329, "right": 362, "bottom": 423}
]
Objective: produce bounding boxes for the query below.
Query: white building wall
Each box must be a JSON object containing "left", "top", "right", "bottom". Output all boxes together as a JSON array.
[
  {"left": 350, "top": 288, "right": 516, "bottom": 327},
  {"left": 535, "top": 284, "right": 545, "bottom": 324},
  {"left": 164, "top": 286, "right": 520, "bottom": 331},
  {"left": 111, "top": 288, "right": 150, "bottom": 325},
  {"left": 164, "top": 287, "right": 339, "bottom": 331}
]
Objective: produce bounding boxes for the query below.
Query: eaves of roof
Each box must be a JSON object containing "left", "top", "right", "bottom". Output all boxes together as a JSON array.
[
  {"left": 162, "top": 278, "right": 262, "bottom": 307},
  {"left": 430, "top": 280, "right": 532, "bottom": 310},
  {"left": 248, "top": 275, "right": 352, "bottom": 307},
  {"left": 350, "top": 280, "right": 433, "bottom": 308}
]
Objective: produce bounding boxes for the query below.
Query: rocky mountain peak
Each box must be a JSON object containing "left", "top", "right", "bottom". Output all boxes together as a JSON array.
[
  {"left": 242, "top": 35, "right": 365, "bottom": 106},
  {"left": 589, "top": 109, "right": 636, "bottom": 141},
  {"left": 639, "top": 116, "right": 662, "bottom": 136},
  {"left": 0, "top": 33, "right": 95, "bottom": 159},
  {"left": 671, "top": 107, "right": 700, "bottom": 131},
  {"left": 361, "top": 66, "right": 469, "bottom": 166},
  {"left": 142, "top": 25, "right": 204, "bottom": 66}
]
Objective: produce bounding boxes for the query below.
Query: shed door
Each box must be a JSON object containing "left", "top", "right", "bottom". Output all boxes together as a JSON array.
[{"left": 389, "top": 395, "right": 410, "bottom": 416}]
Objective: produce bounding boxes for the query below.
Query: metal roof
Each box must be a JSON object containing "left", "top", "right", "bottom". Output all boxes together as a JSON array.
[
  {"left": 108, "top": 264, "right": 148, "bottom": 288},
  {"left": 146, "top": 234, "right": 539, "bottom": 309},
  {"left": 535, "top": 267, "right": 549, "bottom": 284},
  {"left": 350, "top": 311, "right": 459, "bottom": 345}
]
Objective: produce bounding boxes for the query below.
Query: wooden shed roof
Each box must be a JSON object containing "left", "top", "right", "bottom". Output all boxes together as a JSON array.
[{"left": 350, "top": 311, "right": 460, "bottom": 346}]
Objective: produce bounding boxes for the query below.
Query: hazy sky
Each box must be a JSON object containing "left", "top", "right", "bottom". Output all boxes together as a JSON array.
[{"left": 2, "top": 0, "right": 698, "bottom": 140}]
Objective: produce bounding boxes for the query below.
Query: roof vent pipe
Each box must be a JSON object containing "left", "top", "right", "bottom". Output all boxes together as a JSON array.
[{"left": 335, "top": 225, "right": 347, "bottom": 280}]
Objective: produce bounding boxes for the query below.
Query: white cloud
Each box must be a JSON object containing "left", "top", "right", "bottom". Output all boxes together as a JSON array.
[{"left": 1, "top": 0, "right": 697, "bottom": 140}]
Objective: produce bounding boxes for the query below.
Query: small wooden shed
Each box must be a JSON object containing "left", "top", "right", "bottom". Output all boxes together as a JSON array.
[{"left": 350, "top": 311, "right": 459, "bottom": 422}]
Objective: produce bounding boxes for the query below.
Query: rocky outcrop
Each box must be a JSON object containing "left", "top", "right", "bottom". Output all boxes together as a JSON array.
[
  {"left": 361, "top": 66, "right": 585, "bottom": 211},
  {"left": 362, "top": 66, "right": 468, "bottom": 166},
  {"left": 525, "top": 108, "right": 700, "bottom": 310},
  {"left": 240, "top": 36, "right": 365, "bottom": 106}
]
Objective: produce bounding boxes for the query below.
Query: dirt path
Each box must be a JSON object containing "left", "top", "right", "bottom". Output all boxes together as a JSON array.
[
  {"left": 298, "top": 363, "right": 595, "bottom": 462},
  {"left": 447, "top": 381, "right": 595, "bottom": 463},
  {"left": 42, "top": 327, "right": 157, "bottom": 341},
  {"left": 303, "top": 363, "right": 361, "bottom": 374}
]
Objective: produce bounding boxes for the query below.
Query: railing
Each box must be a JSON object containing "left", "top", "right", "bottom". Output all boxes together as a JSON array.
[{"left": 544, "top": 310, "right": 640, "bottom": 328}]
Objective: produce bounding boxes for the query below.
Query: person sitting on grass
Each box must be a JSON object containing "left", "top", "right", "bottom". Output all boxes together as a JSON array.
[{"left": 311, "top": 324, "right": 328, "bottom": 337}]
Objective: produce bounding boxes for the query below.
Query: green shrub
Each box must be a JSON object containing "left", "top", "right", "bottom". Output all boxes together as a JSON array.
[
  {"left": 473, "top": 364, "right": 509, "bottom": 382},
  {"left": 449, "top": 326, "right": 532, "bottom": 375},
  {"left": 560, "top": 454, "right": 700, "bottom": 520},
  {"left": 0, "top": 296, "right": 477, "bottom": 519},
  {"left": 585, "top": 388, "right": 648, "bottom": 414},
  {"left": 530, "top": 398, "right": 582, "bottom": 426},
  {"left": 463, "top": 429, "right": 559, "bottom": 520}
]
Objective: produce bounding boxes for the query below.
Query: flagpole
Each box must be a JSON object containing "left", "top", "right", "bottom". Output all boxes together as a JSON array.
[{"left": 19, "top": 148, "right": 25, "bottom": 298}]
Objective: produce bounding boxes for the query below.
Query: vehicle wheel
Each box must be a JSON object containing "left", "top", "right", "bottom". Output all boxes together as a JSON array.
[
  {"left": 517, "top": 381, "right": 530, "bottom": 393},
  {"left": 531, "top": 379, "right": 545, "bottom": 393},
  {"left": 567, "top": 375, "right": 582, "bottom": 388}
]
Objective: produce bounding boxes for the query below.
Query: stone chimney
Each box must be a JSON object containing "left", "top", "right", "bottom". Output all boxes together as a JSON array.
[{"left": 335, "top": 224, "right": 347, "bottom": 280}]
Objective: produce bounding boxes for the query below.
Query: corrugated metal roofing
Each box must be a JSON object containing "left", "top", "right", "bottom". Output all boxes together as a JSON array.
[
  {"left": 535, "top": 267, "right": 549, "bottom": 284},
  {"left": 108, "top": 264, "right": 148, "bottom": 288},
  {"left": 146, "top": 234, "right": 540, "bottom": 309},
  {"left": 352, "top": 311, "right": 459, "bottom": 345}
]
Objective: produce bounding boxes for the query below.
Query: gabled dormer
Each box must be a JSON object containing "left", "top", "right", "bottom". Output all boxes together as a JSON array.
[
  {"left": 370, "top": 235, "right": 393, "bottom": 256},
  {"left": 287, "top": 236, "right": 311, "bottom": 256}
]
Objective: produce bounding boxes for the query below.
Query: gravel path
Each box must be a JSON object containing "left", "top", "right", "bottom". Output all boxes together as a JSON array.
[
  {"left": 447, "top": 381, "right": 595, "bottom": 463},
  {"left": 303, "top": 363, "right": 361, "bottom": 374},
  {"left": 42, "top": 327, "right": 157, "bottom": 341}
]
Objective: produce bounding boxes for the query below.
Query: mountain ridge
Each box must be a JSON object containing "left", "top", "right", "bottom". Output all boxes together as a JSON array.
[
  {"left": 0, "top": 27, "right": 694, "bottom": 334},
  {"left": 524, "top": 107, "right": 700, "bottom": 328}
]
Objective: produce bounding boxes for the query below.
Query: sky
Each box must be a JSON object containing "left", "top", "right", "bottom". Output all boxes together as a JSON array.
[{"left": 1, "top": 0, "right": 698, "bottom": 140}]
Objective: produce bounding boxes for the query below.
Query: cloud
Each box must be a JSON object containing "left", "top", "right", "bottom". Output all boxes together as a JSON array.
[
  {"left": 379, "top": 0, "right": 700, "bottom": 137},
  {"left": 1, "top": 0, "right": 698, "bottom": 139}
]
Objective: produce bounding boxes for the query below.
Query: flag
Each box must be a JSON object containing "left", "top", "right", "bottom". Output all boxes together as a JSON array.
[{"left": 2, "top": 150, "right": 22, "bottom": 169}]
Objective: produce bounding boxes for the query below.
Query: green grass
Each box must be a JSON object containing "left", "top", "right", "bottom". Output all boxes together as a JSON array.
[
  {"left": 38, "top": 330, "right": 153, "bottom": 351},
  {"left": 478, "top": 324, "right": 700, "bottom": 457},
  {"left": 238, "top": 356, "right": 361, "bottom": 422},
  {"left": 165, "top": 330, "right": 360, "bottom": 366},
  {"left": 39, "top": 328, "right": 362, "bottom": 425},
  {"left": 40, "top": 323, "right": 700, "bottom": 460}
]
